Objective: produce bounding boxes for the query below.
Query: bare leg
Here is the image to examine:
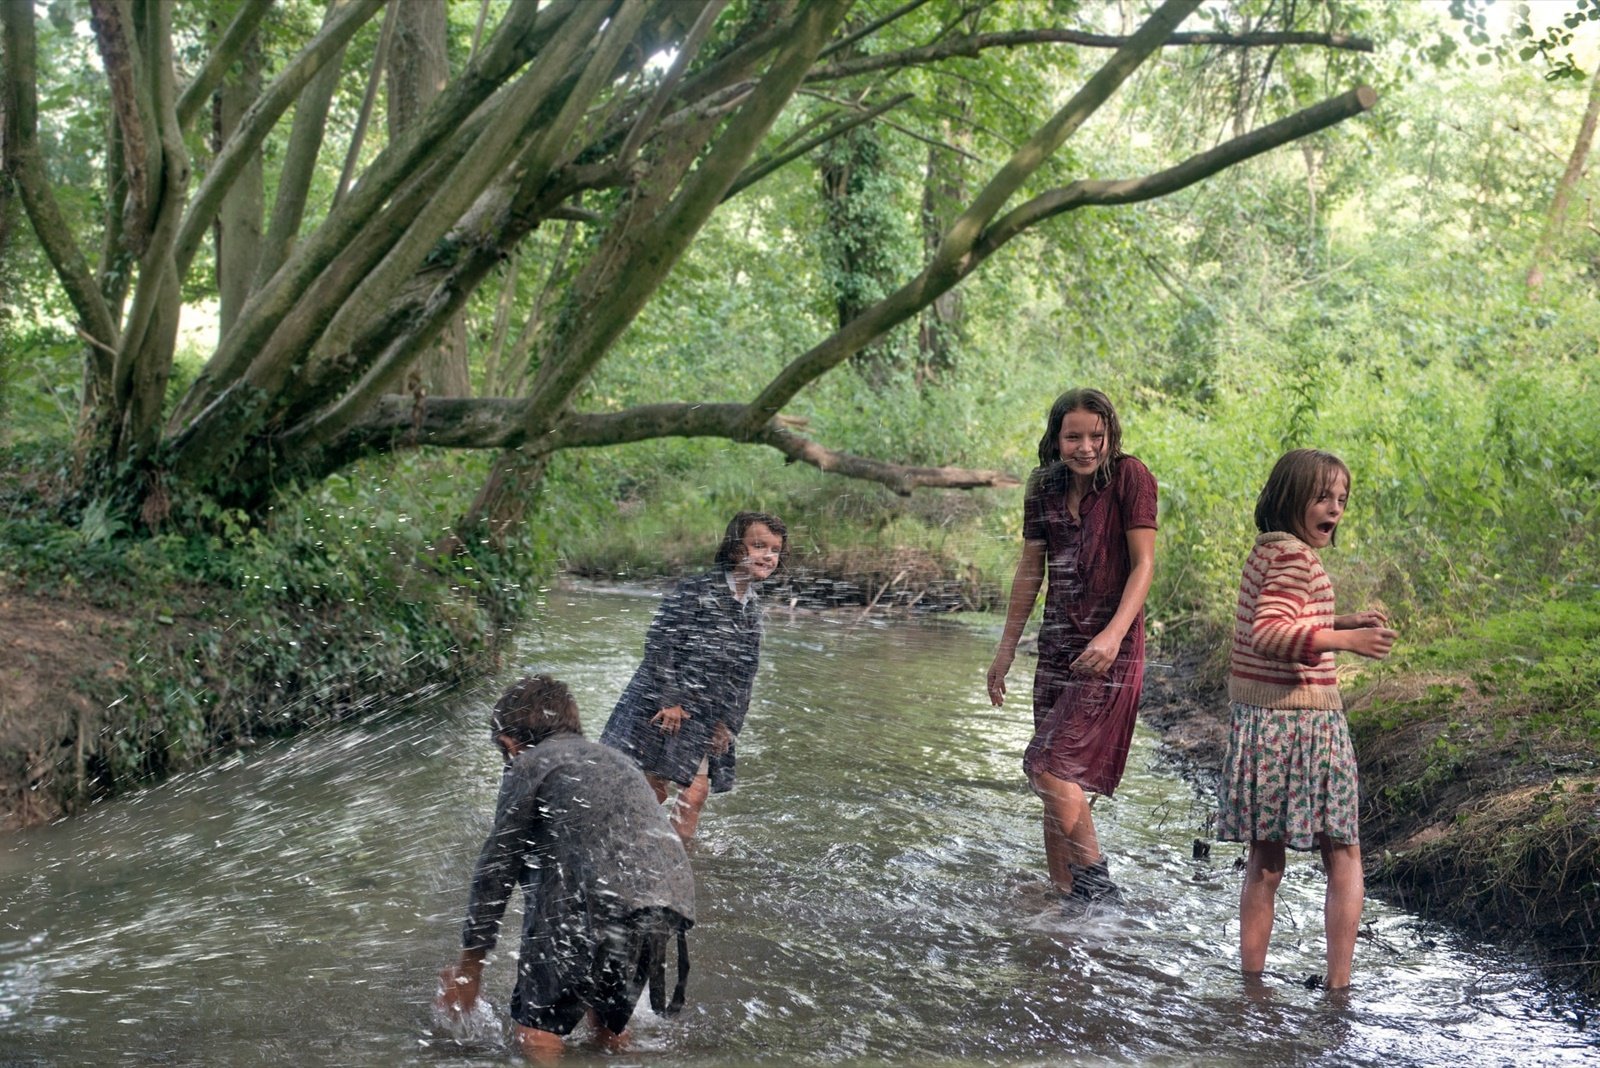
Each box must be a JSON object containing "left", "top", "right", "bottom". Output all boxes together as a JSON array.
[
  {"left": 582, "top": 1009, "right": 630, "bottom": 1052},
  {"left": 669, "top": 773, "right": 711, "bottom": 844},
  {"left": 644, "top": 772, "right": 671, "bottom": 806},
  {"left": 511, "top": 1023, "right": 565, "bottom": 1063},
  {"left": 1319, "top": 835, "right": 1364, "bottom": 989},
  {"left": 1240, "top": 840, "right": 1286, "bottom": 976},
  {"left": 1030, "top": 770, "right": 1100, "bottom": 892},
  {"left": 592, "top": 1023, "right": 630, "bottom": 1052}
]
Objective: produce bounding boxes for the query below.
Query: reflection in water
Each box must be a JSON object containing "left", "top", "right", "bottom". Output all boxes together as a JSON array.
[{"left": 1, "top": 585, "right": 1595, "bottom": 1066}]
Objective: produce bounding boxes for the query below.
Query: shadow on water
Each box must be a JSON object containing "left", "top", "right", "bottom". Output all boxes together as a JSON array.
[{"left": 1, "top": 585, "right": 1595, "bottom": 1066}]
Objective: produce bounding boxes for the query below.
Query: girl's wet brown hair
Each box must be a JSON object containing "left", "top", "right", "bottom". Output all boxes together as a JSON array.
[
  {"left": 714, "top": 511, "right": 790, "bottom": 575},
  {"left": 492, "top": 674, "right": 582, "bottom": 749},
  {"left": 1254, "top": 449, "right": 1352, "bottom": 544},
  {"left": 1033, "top": 388, "right": 1124, "bottom": 493}
]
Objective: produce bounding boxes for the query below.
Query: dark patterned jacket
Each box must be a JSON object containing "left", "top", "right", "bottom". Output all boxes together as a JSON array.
[{"left": 599, "top": 570, "right": 764, "bottom": 792}]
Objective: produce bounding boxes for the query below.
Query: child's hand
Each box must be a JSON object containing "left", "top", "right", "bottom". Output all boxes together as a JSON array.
[
  {"left": 651, "top": 705, "right": 689, "bottom": 733},
  {"left": 1070, "top": 631, "right": 1120, "bottom": 676},
  {"left": 1343, "top": 626, "right": 1397, "bottom": 660},
  {"left": 436, "top": 960, "right": 482, "bottom": 1017},
  {"left": 1336, "top": 609, "right": 1388, "bottom": 630},
  {"left": 987, "top": 650, "right": 1014, "bottom": 706},
  {"left": 710, "top": 722, "right": 733, "bottom": 755}
]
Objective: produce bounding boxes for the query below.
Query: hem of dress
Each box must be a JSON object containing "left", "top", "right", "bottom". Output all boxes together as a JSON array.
[{"left": 1214, "top": 831, "right": 1359, "bottom": 851}]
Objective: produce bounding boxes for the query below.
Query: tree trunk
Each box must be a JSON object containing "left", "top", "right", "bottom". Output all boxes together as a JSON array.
[
  {"left": 820, "top": 123, "right": 903, "bottom": 386},
  {"left": 389, "top": 0, "right": 470, "bottom": 396},
  {"left": 1527, "top": 63, "right": 1600, "bottom": 294},
  {"left": 916, "top": 100, "right": 971, "bottom": 381},
  {"left": 214, "top": 28, "right": 263, "bottom": 335},
  {"left": 462, "top": 447, "right": 550, "bottom": 550},
  {"left": 254, "top": 0, "right": 348, "bottom": 293}
]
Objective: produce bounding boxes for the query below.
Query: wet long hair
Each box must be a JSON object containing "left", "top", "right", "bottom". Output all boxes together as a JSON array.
[
  {"left": 713, "top": 510, "right": 790, "bottom": 576},
  {"left": 492, "top": 674, "right": 583, "bottom": 749},
  {"left": 1031, "top": 388, "right": 1125, "bottom": 494},
  {"left": 1254, "top": 449, "right": 1351, "bottom": 545}
]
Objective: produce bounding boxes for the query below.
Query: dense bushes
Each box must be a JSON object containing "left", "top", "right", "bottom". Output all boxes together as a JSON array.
[{"left": 0, "top": 444, "right": 544, "bottom": 811}]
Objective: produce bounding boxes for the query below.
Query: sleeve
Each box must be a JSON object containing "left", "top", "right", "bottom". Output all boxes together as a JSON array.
[
  {"left": 1021, "top": 473, "right": 1048, "bottom": 543},
  {"left": 1118, "top": 458, "right": 1159, "bottom": 531},
  {"left": 1248, "top": 550, "right": 1325, "bottom": 666},
  {"left": 460, "top": 761, "right": 545, "bottom": 953},
  {"left": 640, "top": 581, "right": 703, "bottom": 711}
]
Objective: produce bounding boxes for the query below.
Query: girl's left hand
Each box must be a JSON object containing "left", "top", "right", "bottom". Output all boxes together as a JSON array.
[
  {"left": 651, "top": 705, "right": 689, "bottom": 733},
  {"left": 1336, "top": 609, "right": 1388, "bottom": 630},
  {"left": 1071, "top": 631, "right": 1120, "bottom": 676},
  {"left": 710, "top": 722, "right": 734, "bottom": 756}
]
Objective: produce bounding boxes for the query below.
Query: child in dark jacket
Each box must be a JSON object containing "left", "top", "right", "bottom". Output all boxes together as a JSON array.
[
  {"left": 600, "top": 511, "right": 787, "bottom": 842},
  {"left": 438, "top": 675, "right": 695, "bottom": 1059}
]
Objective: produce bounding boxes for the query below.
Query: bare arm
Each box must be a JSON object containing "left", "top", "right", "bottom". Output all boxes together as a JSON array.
[
  {"left": 1312, "top": 622, "right": 1396, "bottom": 659},
  {"left": 986, "top": 539, "right": 1045, "bottom": 706},
  {"left": 437, "top": 946, "right": 489, "bottom": 1015},
  {"left": 1071, "top": 526, "right": 1156, "bottom": 676}
]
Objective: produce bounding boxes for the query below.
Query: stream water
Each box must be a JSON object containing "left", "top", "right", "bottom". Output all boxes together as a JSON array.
[{"left": 1, "top": 585, "right": 1594, "bottom": 1066}]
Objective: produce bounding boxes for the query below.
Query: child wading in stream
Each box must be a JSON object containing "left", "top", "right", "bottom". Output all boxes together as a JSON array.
[
  {"left": 987, "top": 388, "right": 1157, "bottom": 906},
  {"left": 437, "top": 675, "right": 695, "bottom": 1059},
  {"left": 600, "top": 511, "right": 787, "bottom": 843},
  {"left": 1216, "top": 449, "right": 1397, "bottom": 989}
]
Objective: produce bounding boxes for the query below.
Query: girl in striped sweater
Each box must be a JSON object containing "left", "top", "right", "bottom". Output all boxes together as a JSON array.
[{"left": 1217, "top": 449, "right": 1396, "bottom": 989}]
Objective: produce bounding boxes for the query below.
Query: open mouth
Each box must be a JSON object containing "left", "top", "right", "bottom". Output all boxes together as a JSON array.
[{"left": 1316, "top": 522, "right": 1336, "bottom": 536}]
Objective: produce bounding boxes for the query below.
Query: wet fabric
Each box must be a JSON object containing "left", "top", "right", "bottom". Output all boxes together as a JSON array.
[
  {"left": 460, "top": 736, "right": 695, "bottom": 1030},
  {"left": 599, "top": 570, "right": 764, "bottom": 792},
  {"left": 1021, "top": 456, "right": 1158, "bottom": 796},
  {"left": 511, "top": 907, "right": 684, "bottom": 1035},
  {"left": 1215, "top": 701, "right": 1360, "bottom": 851}
]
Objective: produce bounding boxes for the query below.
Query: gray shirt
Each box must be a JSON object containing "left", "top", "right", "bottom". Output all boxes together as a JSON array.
[{"left": 461, "top": 735, "right": 695, "bottom": 954}]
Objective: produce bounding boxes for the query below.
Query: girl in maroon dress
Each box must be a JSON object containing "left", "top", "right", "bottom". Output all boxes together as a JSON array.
[{"left": 987, "top": 389, "right": 1157, "bottom": 903}]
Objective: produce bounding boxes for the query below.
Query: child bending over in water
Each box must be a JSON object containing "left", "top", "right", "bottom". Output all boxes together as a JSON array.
[
  {"left": 438, "top": 675, "right": 695, "bottom": 1059},
  {"left": 1216, "top": 449, "right": 1396, "bottom": 989}
]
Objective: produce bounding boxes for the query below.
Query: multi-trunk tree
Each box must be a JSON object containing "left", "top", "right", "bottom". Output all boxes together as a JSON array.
[{"left": 1, "top": 0, "right": 1377, "bottom": 543}]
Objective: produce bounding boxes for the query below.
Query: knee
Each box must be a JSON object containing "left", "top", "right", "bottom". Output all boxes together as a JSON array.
[
  {"left": 1322, "top": 840, "right": 1364, "bottom": 882},
  {"left": 645, "top": 774, "right": 670, "bottom": 805},
  {"left": 1252, "top": 865, "right": 1284, "bottom": 893},
  {"left": 1247, "top": 844, "right": 1286, "bottom": 889},
  {"left": 1029, "top": 770, "right": 1081, "bottom": 807},
  {"left": 679, "top": 775, "right": 710, "bottom": 807}
]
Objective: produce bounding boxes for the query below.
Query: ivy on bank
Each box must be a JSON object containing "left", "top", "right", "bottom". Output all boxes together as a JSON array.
[{"left": 0, "top": 441, "right": 546, "bottom": 812}]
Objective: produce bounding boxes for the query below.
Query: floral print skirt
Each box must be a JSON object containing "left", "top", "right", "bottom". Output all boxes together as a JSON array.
[{"left": 1216, "top": 702, "right": 1360, "bottom": 851}]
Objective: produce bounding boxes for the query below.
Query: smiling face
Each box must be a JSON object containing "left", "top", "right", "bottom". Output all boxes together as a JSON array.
[
  {"left": 1295, "top": 472, "right": 1349, "bottom": 549},
  {"left": 733, "top": 521, "right": 783, "bottom": 582},
  {"left": 1056, "top": 409, "right": 1108, "bottom": 483}
]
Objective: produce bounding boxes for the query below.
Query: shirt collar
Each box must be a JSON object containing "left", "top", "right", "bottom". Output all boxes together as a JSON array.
[{"left": 724, "top": 569, "right": 758, "bottom": 606}]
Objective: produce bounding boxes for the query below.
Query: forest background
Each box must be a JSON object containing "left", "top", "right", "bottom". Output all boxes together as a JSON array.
[{"left": 1, "top": 0, "right": 1598, "bottom": 984}]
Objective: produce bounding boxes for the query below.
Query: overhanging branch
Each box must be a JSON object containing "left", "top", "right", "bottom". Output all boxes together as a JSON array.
[
  {"left": 330, "top": 398, "right": 1019, "bottom": 496},
  {"left": 981, "top": 85, "right": 1378, "bottom": 251},
  {"left": 726, "top": 92, "right": 914, "bottom": 200},
  {"left": 809, "top": 27, "right": 1375, "bottom": 82}
]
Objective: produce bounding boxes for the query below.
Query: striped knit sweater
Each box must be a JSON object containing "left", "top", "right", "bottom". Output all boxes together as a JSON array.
[{"left": 1228, "top": 531, "right": 1342, "bottom": 710}]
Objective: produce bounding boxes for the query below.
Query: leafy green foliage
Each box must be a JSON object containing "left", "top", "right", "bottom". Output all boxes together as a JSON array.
[{"left": 0, "top": 441, "right": 549, "bottom": 799}]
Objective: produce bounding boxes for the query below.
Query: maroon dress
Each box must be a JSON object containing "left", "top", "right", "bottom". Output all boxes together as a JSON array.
[{"left": 1021, "top": 456, "right": 1158, "bottom": 796}]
